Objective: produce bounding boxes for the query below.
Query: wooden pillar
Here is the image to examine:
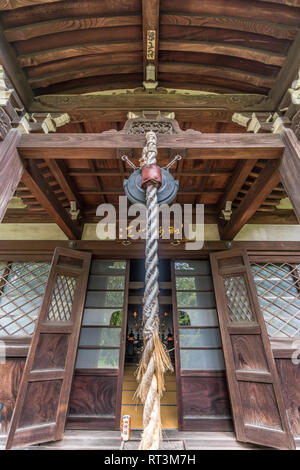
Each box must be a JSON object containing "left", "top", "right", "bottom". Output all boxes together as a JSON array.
[
  {"left": 279, "top": 129, "right": 300, "bottom": 223},
  {"left": 0, "top": 128, "right": 23, "bottom": 222}
]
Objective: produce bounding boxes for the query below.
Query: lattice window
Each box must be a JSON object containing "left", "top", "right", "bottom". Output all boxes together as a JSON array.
[
  {"left": 223, "top": 275, "right": 254, "bottom": 322},
  {"left": 0, "top": 262, "right": 50, "bottom": 336},
  {"left": 47, "top": 274, "right": 77, "bottom": 322},
  {"left": 251, "top": 262, "right": 300, "bottom": 338}
]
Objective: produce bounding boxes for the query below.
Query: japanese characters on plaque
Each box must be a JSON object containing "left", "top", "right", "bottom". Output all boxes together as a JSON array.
[{"left": 146, "top": 30, "right": 156, "bottom": 61}]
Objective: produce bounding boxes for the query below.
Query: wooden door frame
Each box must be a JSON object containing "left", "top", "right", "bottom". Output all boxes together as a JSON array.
[
  {"left": 171, "top": 260, "right": 184, "bottom": 430},
  {"left": 114, "top": 259, "right": 130, "bottom": 429}
]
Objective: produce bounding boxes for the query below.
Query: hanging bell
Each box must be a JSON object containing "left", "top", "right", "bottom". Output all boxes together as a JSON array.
[{"left": 123, "top": 167, "right": 179, "bottom": 206}]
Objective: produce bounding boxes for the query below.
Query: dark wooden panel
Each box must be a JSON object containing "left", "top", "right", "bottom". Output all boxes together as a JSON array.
[
  {"left": 276, "top": 359, "right": 300, "bottom": 437},
  {"left": 0, "top": 358, "right": 25, "bottom": 433},
  {"left": 32, "top": 333, "right": 69, "bottom": 371},
  {"left": 68, "top": 375, "right": 118, "bottom": 426},
  {"left": 181, "top": 376, "right": 231, "bottom": 418},
  {"left": 19, "top": 380, "right": 62, "bottom": 428},
  {"left": 231, "top": 334, "right": 269, "bottom": 372}
]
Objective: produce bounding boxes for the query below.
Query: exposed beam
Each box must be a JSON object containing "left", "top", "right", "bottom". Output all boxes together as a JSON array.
[
  {"left": 45, "top": 159, "right": 84, "bottom": 209},
  {"left": 159, "top": 41, "right": 285, "bottom": 66},
  {"left": 29, "top": 64, "right": 143, "bottom": 89},
  {"left": 279, "top": 129, "right": 300, "bottom": 223},
  {"left": 0, "top": 0, "right": 64, "bottom": 10},
  {"left": 29, "top": 92, "right": 273, "bottom": 123},
  {"left": 17, "top": 132, "right": 285, "bottom": 160},
  {"left": 160, "top": 13, "right": 298, "bottom": 40},
  {"left": 0, "top": 23, "right": 33, "bottom": 109},
  {"left": 220, "top": 159, "right": 281, "bottom": 240},
  {"left": 4, "top": 15, "right": 141, "bottom": 41},
  {"left": 18, "top": 42, "right": 143, "bottom": 67},
  {"left": 268, "top": 31, "right": 300, "bottom": 108},
  {"left": 159, "top": 63, "right": 274, "bottom": 89},
  {"left": 22, "top": 160, "right": 82, "bottom": 240},
  {"left": 67, "top": 168, "right": 233, "bottom": 177},
  {"left": 217, "top": 160, "right": 258, "bottom": 211},
  {"left": 142, "top": 0, "right": 159, "bottom": 82},
  {"left": 0, "top": 129, "right": 23, "bottom": 222}
]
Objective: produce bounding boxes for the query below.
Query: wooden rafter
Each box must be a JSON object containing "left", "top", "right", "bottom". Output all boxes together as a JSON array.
[
  {"left": 45, "top": 159, "right": 84, "bottom": 209},
  {"left": 220, "top": 159, "right": 281, "bottom": 240},
  {"left": 22, "top": 160, "right": 82, "bottom": 239},
  {"left": 0, "top": 23, "right": 33, "bottom": 109},
  {"left": 217, "top": 160, "right": 258, "bottom": 212},
  {"left": 0, "top": 0, "right": 63, "bottom": 10}
]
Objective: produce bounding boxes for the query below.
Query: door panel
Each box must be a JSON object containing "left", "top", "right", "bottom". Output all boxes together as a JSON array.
[
  {"left": 67, "top": 259, "right": 129, "bottom": 430},
  {"left": 5, "top": 247, "right": 91, "bottom": 449},
  {"left": 172, "top": 260, "right": 232, "bottom": 431},
  {"left": 210, "top": 248, "right": 295, "bottom": 450}
]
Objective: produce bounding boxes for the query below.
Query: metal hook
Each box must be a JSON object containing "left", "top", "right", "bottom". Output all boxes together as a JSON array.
[
  {"left": 121, "top": 154, "right": 138, "bottom": 170},
  {"left": 164, "top": 154, "right": 182, "bottom": 171}
]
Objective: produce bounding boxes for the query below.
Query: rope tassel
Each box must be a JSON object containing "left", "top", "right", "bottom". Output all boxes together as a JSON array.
[{"left": 134, "top": 131, "right": 173, "bottom": 450}]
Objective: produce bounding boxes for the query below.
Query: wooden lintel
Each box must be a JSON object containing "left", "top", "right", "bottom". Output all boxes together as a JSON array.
[
  {"left": 17, "top": 132, "right": 285, "bottom": 160},
  {"left": 29, "top": 92, "right": 274, "bottom": 123},
  {"left": 21, "top": 160, "right": 82, "bottom": 240},
  {"left": 0, "top": 240, "right": 300, "bottom": 260},
  {"left": 220, "top": 159, "right": 281, "bottom": 240}
]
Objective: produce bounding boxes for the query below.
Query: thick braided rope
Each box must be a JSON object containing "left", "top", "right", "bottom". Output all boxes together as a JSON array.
[{"left": 135, "top": 131, "right": 172, "bottom": 450}]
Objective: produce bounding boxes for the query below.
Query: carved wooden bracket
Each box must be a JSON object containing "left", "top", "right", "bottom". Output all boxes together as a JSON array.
[
  {"left": 0, "top": 65, "right": 70, "bottom": 139},
  {"left": 232, "top": 73, "right": 300, "bottom": 140}
]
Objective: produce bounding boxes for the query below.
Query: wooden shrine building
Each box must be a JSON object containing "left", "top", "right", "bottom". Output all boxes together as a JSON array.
[{"left": 0, "top": 0, "right": 300, "bottom": 450}]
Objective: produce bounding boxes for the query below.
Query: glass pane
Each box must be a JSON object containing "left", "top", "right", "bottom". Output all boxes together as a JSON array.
[
  {"left": 179, "top": 328, "right": 221, "bottom": 347},
  {"left": 82, "top": 308, "right": 123, "bottom": 326},
  {"left": 180, "top": 349, "right": 225, "bottom": 370},
  {"left": 175, "top": 260, "right": 211, "bottom": 275},
  {"left": 85, "top": 291, "right": 124, "bottom": 308},
  {"left": 176, "top": 276, "right": 213, "bottom": 291},
  {"left": 76, "top": 348, "right": 120, "bottom": 368},
  {"left": 79, "top": 327, "right": 121, "bottom": 347},
  {"left": 0, "top": 262, "right": 50, "bottom": 336},
  {"left": 178, "top": 309, "right": 219, "bottom": 326},
  {"left": 90, "top": 260, "right": 126, "bottom": 275},
  {"left": 224, "top": 275, "right": 254, "bottom": 322},
  {"left": 176, "top": 291, "right": 215, "bottom": 308},
  {"left": 88, "top": 275, "right": 125, "bottom": 290},
  {"left": 251, "top": 263, "right": 300, "bottom": 337}
]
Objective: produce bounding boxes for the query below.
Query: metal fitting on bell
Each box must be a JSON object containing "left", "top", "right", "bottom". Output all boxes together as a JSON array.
[{"left": 141, "top": 163, "right": 162, "bottom": 189}]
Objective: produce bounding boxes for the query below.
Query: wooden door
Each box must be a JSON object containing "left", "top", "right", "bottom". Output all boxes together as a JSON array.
[
  {"left": 172, "top": 260, "right": 232, "bottom": 431},
  {"left": 6, "top": 247, "right": 91, "bottom": 449},
  {"left": 210, "top": 248, "right": 295, "bottom": 450}
]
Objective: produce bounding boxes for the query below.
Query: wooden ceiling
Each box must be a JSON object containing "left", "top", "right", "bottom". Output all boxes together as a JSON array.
[{"left": 0, "top": 0, "right": 299, "bottom": 99}]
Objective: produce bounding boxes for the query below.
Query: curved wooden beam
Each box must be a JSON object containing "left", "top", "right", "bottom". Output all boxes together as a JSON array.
[
  {"left": 161, "top": 0, "right": 298, "bottom": 26},
  {"left": 18, "top": 41, "right": 143, "bottom": 67},
  {"left": 29, "top": 64, "right": 143, "bottom": 88},
  {"left": 5, "top": 15, "right": 141, "bottom": 41},
  {"left": 160, "top": 13, "right": 298, "bottom": 40},
  {"left": 160, "top": 40, "right": 285, "bottom": 66},
  {"left": 159, "top": 62, "right": 274, "bottom": 88},
  {"left": 26, "top": 52, "right": 143, "bottom": 78},
  {"left": 0, "top": 0, "right": 63, "bottom": 10}
]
